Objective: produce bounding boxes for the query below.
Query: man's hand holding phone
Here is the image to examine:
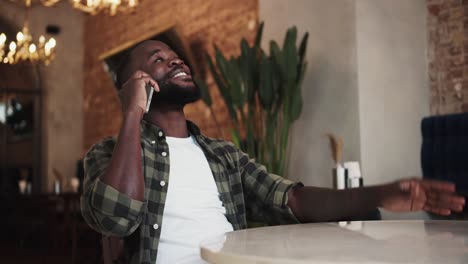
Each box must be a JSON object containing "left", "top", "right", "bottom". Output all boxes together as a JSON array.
[{"left": 119, "top": 70, "right": 159, "bottom": 117}]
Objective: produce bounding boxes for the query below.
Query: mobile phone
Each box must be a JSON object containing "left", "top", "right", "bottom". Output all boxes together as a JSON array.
[{"left": 145, "top": 83, "right": 154, "bottom": 113}]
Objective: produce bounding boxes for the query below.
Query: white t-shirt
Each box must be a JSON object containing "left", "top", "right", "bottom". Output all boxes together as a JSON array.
[{"left": 155, "top": 135, "right": 234, "bottom": 264}]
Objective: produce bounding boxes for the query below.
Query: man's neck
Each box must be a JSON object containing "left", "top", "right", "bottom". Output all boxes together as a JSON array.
[{"left": 143, "top": 104, "right": 189, "bottom": 138}]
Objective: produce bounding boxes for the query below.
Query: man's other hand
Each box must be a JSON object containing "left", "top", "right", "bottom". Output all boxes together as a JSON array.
[{"left": 380, "top": 179, "right": 465, "bottom": 216}]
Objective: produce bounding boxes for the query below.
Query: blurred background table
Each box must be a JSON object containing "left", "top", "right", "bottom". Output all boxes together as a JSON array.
[
  {"left": 0, "top": 193, "right": 100, "bottom": 264},
  {"left": 201, "top": 220, "right": 468, "bottom": 264}
]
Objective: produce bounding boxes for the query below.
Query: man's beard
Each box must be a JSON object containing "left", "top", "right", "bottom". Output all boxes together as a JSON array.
[{"left": 151, "top": 75, "right": 200, "bottom": 106}]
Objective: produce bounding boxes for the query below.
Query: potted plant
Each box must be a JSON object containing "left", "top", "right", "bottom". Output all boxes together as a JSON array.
[{"left": 196, "top": 22, "right": 308, "bottom": 177}]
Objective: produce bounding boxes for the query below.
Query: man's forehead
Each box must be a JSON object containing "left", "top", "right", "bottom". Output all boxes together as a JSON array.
[{"left": 131, "top": 40, "right": 174, "bottom": 58}]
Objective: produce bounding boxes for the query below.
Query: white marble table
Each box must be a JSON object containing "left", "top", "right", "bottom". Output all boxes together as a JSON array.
[{"left": 200, "top": 220, "right": 468, "bottom": 264}]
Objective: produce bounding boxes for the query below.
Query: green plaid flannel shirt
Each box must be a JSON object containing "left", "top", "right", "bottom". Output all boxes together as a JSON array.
[{"left": 81, "top": 120, "right": 302, "bottom": 264}]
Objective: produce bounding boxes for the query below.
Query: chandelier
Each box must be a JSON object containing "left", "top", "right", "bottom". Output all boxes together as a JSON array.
[
  {"left": 1, "top": 0, "right": 57, "bottom": 65},
  {"left": 71, "top": 0, "right": 140, "bottom": 16},
  {"left": 9, "top": 0, "right": 141, "bottom": 16}
]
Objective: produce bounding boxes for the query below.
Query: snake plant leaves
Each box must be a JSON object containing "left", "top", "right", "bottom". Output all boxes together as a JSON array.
[
  {"left": 194, "top": 76, "right": 212, "bottom": 107},
  {"left": 270, "top": 40, "right": 285, "bottom": 97},
  {"left": 297, "top": 61, "right": 308, "bottom": 89},
  {"left": 297, "top": 32, "right": 309, "bottom": 82},
  {"left": 228, "top": 57, "right": 245, "bottom": 109},
  {"left": 241, "top": 38, "right": 251, "bottom": 59},
  {"left": 254, "top": 21, "right": 264, "bottom": 48},
  {"left": 289, "top": 85, "right": 303, "bottom": 122},
  {"left": 215, "top": 47, "right": 230, "bottom": 84},
  {"left": 270, "top": 41, "right": 286, "bottom": 100},
  {"left": 270, "top": 63, "right": 281, "bottom": 112},
  {"left": 258, "top": 56, "right": 273, "bottom": 109},
  {"left": 205, "top": 52, "right": 225, "bottom": 95},
  {"left": 203, "top": 22, "right": 308, "bottom": 177},
  {"left": 283, "top": 27, "right": 299, "bottom": 86},
  {"left": 240, "top": 38, "right": 255, "bottom": 103},
  {"left": 291, "top": 63, "right": 306, "bottom": 122},
  {"left": 215, "top": 49, "right": 240, "bottom": 109},
  {"left": 270, "top": 40, "right": 285, "bottom": 78},
  {"left": 230, "top": 130, "right": 241, "bottom": 149},
  {"left": 205, "top": 52, "right": 237, "bottom": 122}
]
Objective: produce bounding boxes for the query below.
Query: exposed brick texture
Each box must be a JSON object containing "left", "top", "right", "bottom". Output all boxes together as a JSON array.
[
  {"left": 428, "top": 0, "right": 468, "bottom": 114},
  {"left": 83, "top": 0, "right": 258, "bottom": 152}
]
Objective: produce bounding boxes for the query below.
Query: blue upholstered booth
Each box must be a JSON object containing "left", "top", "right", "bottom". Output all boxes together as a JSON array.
[{"left": 421, "top": 113, "right": 468, "bottom": 196}]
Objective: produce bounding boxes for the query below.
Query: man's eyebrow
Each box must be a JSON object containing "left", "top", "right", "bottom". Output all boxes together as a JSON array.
[{"left": 147, "top": 49, "right": 162, "bottom": 59}]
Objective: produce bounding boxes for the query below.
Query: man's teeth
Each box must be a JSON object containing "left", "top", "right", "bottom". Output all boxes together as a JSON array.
[{"left": 173, "top": 72, "right": 187, "bottom": 78}]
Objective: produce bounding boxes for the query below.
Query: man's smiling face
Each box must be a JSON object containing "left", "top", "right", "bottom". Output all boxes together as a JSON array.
[{"left": 130, "top": 40, "right": 200, "bottom": 106}]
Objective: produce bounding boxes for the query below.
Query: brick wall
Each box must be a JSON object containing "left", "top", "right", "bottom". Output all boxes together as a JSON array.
[
  {"left": 428, "top": 0, "right": 468, "bottom": 114},
  {"left": 83, "top": 0, "right": 258, "bottom": 151}
]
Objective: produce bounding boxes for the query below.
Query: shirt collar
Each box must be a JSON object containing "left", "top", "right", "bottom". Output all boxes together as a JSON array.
[
  {"left": 140, "top": 119, "right": 230, "bottom": 168},
  {"left": 140, "top": 119, "right": 202, "bottom": 140}
]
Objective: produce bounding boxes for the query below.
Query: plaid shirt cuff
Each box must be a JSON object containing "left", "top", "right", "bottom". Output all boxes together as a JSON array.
[{"left": 271, "top": 178, "right": 304, "bottom": 224}]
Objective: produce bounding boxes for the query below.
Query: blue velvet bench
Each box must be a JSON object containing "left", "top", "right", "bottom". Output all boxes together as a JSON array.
[{"left": 421, "top": 112, "right": 468, "bottom": 214}]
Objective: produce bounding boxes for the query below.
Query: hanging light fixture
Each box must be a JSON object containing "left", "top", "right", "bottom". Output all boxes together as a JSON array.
[
  {"left": 1, "top": 0, "right": 57, "bottom": 65},
  {"left": 8, "top": 0, "right": 141, "bottom": 16},
  {"left": 70, "top": 0, "right": 140, "bottom": 16}
]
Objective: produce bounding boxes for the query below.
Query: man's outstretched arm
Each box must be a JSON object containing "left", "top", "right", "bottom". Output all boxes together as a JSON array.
[{"left": 287, "top": 179, "right": 466, "bottom": 223}]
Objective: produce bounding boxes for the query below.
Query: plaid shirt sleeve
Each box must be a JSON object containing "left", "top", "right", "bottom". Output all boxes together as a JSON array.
[
  {"left": 236, "top": 147, "right": 304, "bottom": 225},
  {"left": 80, "top": 138, "right": 145, "bottom": 237}
]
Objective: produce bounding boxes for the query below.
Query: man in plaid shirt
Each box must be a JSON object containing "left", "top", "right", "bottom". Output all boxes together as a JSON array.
[{"left": 81, "top": 40, "right": 465, "bottom": 264}]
